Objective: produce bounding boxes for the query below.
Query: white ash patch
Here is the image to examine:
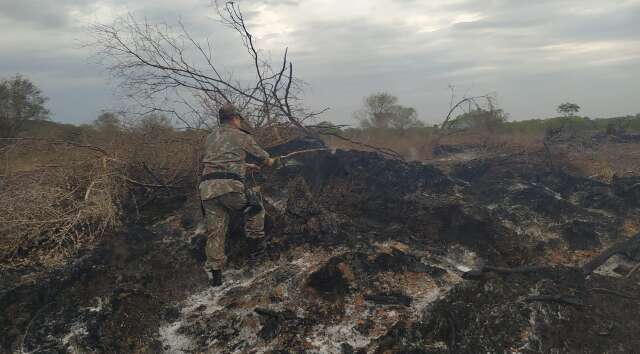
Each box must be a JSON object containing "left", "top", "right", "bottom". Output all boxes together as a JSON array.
[
  {"left": 593, "top": 254, "right": 636, "bottom": 278},
  {"left": 500, "top": 218, "right": 560, "bottom": 243},
  {"left": 306, "top": 322, "right": 372, "bottom": 354},
  {"left": 508, "top": 182, "right": 530, "bottom": 192},
  {"left": 432, "top": 151, "right": 479, "bottom": 163},
  {"left": 440, "top": 246, "right": 483, "bottom": 273},
  {"left": 62, "top": 323, "right": 89, "bottom": 354},
  {"left": 86, "top": 296, "right": 107, "bottom": 313},
  {"left": 159, "top": 264, "right": 277, "bottom": 353},
  {"left": 158, "top": 321, "right": 194, "bottom": 354},
  {"left": 56, "top": 299, "right": 109, "bottom": 353}
]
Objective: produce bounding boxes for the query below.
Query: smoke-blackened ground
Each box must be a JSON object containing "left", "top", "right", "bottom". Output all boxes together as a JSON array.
[{"left": 2, "top": 140, "right": 639, "bottom": 353}]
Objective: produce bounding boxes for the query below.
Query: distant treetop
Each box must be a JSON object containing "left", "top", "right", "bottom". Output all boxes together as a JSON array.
[
  {"left": 0, "top": 74, "right": 50, "bottom": 138},
  {"left": 355, "top": 93, "right": 424, "bottom": 130},
  {"left": 557, "top": 102, "right": 581, "bottom": 117}
]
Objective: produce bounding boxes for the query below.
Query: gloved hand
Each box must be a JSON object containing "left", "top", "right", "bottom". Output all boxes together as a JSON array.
[{"left": 266, "top": 156, "right": 282, "bottom": 168}]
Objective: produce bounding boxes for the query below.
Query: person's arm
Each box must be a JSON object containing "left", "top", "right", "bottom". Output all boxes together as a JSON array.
[{"left": 240, "top": 133, "right": 275, "bottom": 167}]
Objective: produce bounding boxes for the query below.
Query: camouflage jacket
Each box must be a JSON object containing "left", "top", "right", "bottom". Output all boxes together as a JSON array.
[{"left": 199, "top": 125, "right": 270, "bottom": 200}]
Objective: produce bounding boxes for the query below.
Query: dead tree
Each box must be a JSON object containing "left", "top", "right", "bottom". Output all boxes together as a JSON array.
[
  {"left": 88, "top": 2, "right": 411, "bottom": 159},
  {"left": 439, "top": 88, "right": 497, "bottom": 131},
  {"left": 88, "top": 1, "right": 326, "bottom": 134}
]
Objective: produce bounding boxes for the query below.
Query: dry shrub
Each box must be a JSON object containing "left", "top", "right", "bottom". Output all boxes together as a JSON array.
[
  {"left": 0, "top": 145, "right": 124, "bottom": 270},
  {"left": 564, "top": 141, "right": 640, "bottom": 182},
  {"left": 0, "top": 123, "right": 290, "bottom": 272},
  {"left": 115, "top": 129, "right": 203, "bottom": 189},
  {"left": 0, "top": 128, "right": 204, "bottom": 270}
]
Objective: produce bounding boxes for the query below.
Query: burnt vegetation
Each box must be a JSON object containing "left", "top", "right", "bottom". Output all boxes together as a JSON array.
[{"left": 2, "top": 2, "right": 640, "bottom": 354}]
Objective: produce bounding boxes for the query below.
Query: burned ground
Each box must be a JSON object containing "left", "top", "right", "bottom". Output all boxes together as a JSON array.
[{"left": 1, "top": 140, "right": 639, "bottom": 353}]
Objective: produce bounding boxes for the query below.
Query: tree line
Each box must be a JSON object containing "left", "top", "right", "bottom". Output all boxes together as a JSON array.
[{"left": 5, "top": 72, "right": 639, "bottom": 141}]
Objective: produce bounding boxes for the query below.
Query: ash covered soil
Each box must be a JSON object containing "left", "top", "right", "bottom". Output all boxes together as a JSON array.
[{"left": 2, "top": 139, "right": 640, "bottom": 353}]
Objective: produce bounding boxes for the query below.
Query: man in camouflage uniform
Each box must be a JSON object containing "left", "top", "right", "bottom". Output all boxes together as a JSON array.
[{"left": 199, "top": 103, "right": 275, "bottom": 287}]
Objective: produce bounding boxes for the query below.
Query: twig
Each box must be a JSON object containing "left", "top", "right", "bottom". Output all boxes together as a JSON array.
[
  {"left": 483, "top": 265, "right": 552, "bottom": 274},
  {"left": 306, "top": 123, "right": 351, "bottom": 129},
  {"left": 318, "top": 131, "right": 402, "bottom": 159},
  {"left": 525, "top": 295, "right": 583, "bottom": 306},
  {"left": 131, "top": 193, "right": 141, "bottom": 220},
  {"left": 626, "top": 262, "right": 640, "bottom": 279},
  {"left": 447, "top": 313, "right": 457, "bottom": 354},
  {"left": 279, "top": 148, "right": 329, "bottom": 160},
  {"left": 84, "top": 180, "right": 97, "bottom": 202},
  {"left": 20, "top": 302, "right": 53, "bottom": 353},
  {"left": 589, "top": 287, "right": 639, "bottom": 300},
  {"left": 141, "top": 162, "right": 166, "bottom": 185},
  {"left": 119, "top": 175, "right": 182, "bottom": 189},
  {"left": 463, "top": 265, "right": 552, "bottom": 279}
]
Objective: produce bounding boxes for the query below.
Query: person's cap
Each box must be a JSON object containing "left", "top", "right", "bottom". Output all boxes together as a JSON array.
[{"left": 219, "top": 103, "right": 243, "bottom": 121}]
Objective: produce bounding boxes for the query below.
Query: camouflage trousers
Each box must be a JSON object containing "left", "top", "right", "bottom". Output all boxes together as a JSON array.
[{"left": 202, "top": 192, "right": 265, "bottom": 271}]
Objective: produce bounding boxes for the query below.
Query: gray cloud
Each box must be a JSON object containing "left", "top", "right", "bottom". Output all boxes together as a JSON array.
[
  {"left": 0, "top": 0, "right": 99, "bottom": 28},
  {"left": 1, "top": 0, "right": 639, "bottom": 124},
  {"left": 448, "top": 1, "right": 640, "bottom": 41}
]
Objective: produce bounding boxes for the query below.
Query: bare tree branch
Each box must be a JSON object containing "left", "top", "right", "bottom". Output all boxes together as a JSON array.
[
  {"left": 88, "top": 2, "right": 327, "bottom": 135},
  {"left": 440, "top": 96, "right": 492, "bottom": 130}
]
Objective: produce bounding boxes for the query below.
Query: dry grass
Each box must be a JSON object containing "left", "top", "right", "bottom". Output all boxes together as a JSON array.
[
  {"left": 564, "top": 142, "right": 640, "bottom": 182},
  {"left": 0, "top": 128, "right": 204, "bottom": 271},
  {"left": 0, "top": 156, "right": 122, "bottom": 270},
  {"left": 325, "top": 128, "right": 545, "bottom": 161}
]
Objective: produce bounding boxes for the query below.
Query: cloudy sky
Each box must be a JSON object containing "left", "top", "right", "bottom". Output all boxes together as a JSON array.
[{"left": 1, "top": 0, "right": 639, "bottom": 125}]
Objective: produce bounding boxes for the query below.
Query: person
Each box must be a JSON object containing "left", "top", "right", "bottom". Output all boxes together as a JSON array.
[{"left": 199, "top": 103, "right": 276, "bottom": 287}]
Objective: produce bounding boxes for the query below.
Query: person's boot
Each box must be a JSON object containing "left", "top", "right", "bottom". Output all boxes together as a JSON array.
[{"left": 206, "top": 268, "right": 223, "bottom": 287}]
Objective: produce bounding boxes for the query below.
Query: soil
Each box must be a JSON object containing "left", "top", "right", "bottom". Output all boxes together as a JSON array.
[{"left": 1, "top": 139, "right": 639, "bottom": 353}]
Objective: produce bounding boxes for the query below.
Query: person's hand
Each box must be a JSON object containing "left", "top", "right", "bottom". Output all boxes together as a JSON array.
[
  {"left": 269, "top": 157, "right": 283, "bottom": 168},
  {"left": 246, "top": 163, "right": 261, "bottom": 172},
  {"left": 265, "top": 157, "right": 277, "bottom": 167}
]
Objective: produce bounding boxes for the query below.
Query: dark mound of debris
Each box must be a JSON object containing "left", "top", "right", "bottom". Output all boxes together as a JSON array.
[{"left": 1, "top": 140, "right": 639, "bottom": 353}]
